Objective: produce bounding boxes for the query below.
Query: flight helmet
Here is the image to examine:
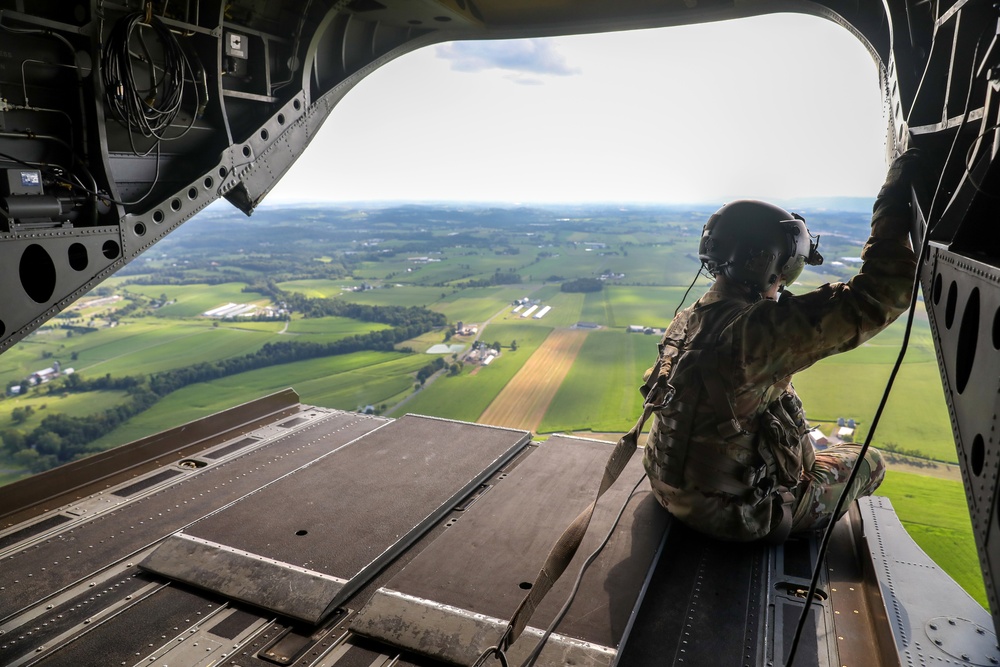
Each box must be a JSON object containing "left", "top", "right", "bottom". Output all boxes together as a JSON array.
[{"left": 698, "top": 200, "right": 822, "bottom": 292}]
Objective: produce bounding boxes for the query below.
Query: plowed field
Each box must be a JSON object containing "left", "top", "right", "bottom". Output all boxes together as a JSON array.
[{"left": 478, "top": 328, "right": 589, "bottom": 432}]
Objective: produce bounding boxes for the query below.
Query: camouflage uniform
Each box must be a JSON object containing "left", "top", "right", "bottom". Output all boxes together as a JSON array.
[{"left": 642, "top": 159, "right": 916, "bottom": 541}]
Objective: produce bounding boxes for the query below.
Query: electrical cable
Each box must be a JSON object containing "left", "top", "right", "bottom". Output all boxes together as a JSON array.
[
  {"left": 962, "top": 122, "right": 1000, "bottom": 198},
  {"left": 518, "top": 474, "right": 647, "bottom": 667},
  {"left": 472, "top": 646, "right": 509, "bottom": 667},
  {"left": 0, "top": 9, "right": 93, "bottom": 208},
  {"left": 101, "top": 10, "right": 199, "bottom": 147},
  {"left": 783, "top": 29, "right": 985, "bottom": 667},
  {"left": 674, "top": 264, "right": 708, "bottom": 318},
  {"left": 0, "top": 143, "right": 107, "bottom": 203}
]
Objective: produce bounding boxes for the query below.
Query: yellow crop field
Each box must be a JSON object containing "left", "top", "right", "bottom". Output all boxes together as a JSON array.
[{"left": 479, "top": 328, "right": 589, "bottom": 432}]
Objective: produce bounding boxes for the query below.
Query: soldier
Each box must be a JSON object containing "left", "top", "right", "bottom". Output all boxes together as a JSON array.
[{"left": 642, "top": 150, "right": 919, "bottom": 542}]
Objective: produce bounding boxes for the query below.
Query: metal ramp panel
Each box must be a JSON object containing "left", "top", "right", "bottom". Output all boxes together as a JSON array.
[
  {"left": 142, "top": 415, "right": 531, "bottom": 624},
  {"left": 351, "top": 434, "right": 670, "bottom": 667}
]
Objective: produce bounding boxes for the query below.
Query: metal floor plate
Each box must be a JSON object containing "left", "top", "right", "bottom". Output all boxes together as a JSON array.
[
  {"left": 351, "top": 434, "right": 669, "bottom": 667},
  {"left": 1, "top": 409, "right": 386, "bottom": 622},
  {"left": 142, "top": 415, "right": 530, "bottom": 623}
]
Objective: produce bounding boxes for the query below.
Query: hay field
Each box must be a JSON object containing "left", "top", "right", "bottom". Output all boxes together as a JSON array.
[{"left": 479, "top": 328, "right": 589, "bottom": 432}]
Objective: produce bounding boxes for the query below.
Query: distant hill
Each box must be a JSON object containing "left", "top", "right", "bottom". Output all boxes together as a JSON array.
[
  {"left": 773, "top": 196, "right": 875, "bottom": 214},
  {"left": 254, "top": 197, "right": 875, "bottom": 214}
]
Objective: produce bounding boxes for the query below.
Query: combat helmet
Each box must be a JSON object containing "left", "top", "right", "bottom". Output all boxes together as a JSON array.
[{"left": 698, "top": 200, "right": 822, "bottom": 292}]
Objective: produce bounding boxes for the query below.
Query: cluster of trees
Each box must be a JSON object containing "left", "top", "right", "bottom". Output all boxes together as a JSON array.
[
  {"left": 2, "top": 387, "right": 158, "bottom": 473},
  {"left": 147, "top": 328, "right": 418, "bottom": 396},
  {"left": 561, "top": 278, "right": 604, "bottom": 293},
  {"left": 880, "top": 441, "right": 933, "bottom": 461},
  {"left": 245, "top": 282, "right": 447, "bottom": 331},
  {"left": 11, "top": 406, "right": 35, "bottom": 424},
  {"left": 416, "top": 357, "right": 447, "bottom": 385}
]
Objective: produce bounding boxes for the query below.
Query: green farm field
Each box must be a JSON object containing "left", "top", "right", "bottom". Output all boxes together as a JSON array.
[
  {"left": 526, "top": 292, "right": 586, "bottom": 327},
  {"left": 127, "top": 282, "right": 265, "bottom": 318},
  {"left": 877, "top": 471, "right": 986, "bottom": 607},
  {"left": 285, "top": 315, "right": 393, "bottom": 336},
  {"left": 0, "top": 390, "right": 130, "bottom": 432},
  {"left": 793, "top": 314, "right": 953, "bottom": 462},
  {"left": 433, "top": 286, "right": 539, "bottom": 324},
  {"left": 0, "top": 329, "right": 78, "bottom": 389},
  {"left": 276, "top": 279, "right": 354, "bottom": 298},
  {"left": 0, "top": 313, "right": 394, "bottom": 392},
  {"left": 90, "top": 351, "right": 427, "bottom": 450},
  {"left": 538, "top": 329, "right": 656, "bottom": 434},
  {"left": 72, "top": 321, "right": 278, "bottom": 377},
  {"left": 606, "top": 285, "right": 710, "bottom": 329},
  {"left": 337, "top": 286, "right": 450, "bottom": 308}
]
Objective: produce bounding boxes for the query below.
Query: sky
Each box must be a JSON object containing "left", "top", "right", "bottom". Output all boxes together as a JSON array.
[{"left": 267, "top": 13, "right": 890, "bottom": 206}]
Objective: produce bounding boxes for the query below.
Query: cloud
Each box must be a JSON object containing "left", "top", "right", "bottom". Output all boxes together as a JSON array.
[{"left": 436, "top": 39, "right": 580, "bottom": 77}]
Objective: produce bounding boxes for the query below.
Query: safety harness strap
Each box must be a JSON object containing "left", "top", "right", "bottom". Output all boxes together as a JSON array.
[{"left": 767, "top": 490, "right": 796, "bottom": 544}]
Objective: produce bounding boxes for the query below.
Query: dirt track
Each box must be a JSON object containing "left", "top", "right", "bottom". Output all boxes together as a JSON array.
[{"left": 479, "top": 329, "right": 589, "bottom": 432}]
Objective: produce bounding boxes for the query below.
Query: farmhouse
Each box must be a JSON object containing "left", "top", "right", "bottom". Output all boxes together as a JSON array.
[
  {"left": 808, "top": 427, "right": 830, "bottom": 450},
  {"left": 24, "top": 360, "right": 74, "bottom": 387}
]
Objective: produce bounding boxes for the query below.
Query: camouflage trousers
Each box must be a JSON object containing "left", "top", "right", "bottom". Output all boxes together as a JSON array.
[{"left": 789, "top": 444, "right": 886, "bottom": 534}]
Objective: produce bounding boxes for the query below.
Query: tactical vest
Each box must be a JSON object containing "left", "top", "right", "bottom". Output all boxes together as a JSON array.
[{"left": 643, "top": 298, "right": 805, "bottom": 524}]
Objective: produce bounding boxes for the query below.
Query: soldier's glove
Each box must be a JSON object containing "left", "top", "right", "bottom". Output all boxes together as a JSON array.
[{"left": 877, "top": 147, "right": 922, "bottom": 201}]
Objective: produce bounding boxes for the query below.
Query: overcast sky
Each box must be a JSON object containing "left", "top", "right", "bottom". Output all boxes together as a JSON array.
[{"left": 267, "top": 13, "right": 890, "bottom": 206}]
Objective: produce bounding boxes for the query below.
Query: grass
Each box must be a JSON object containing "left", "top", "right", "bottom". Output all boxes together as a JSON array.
[
  {"left": 0, "top": 390, "right": 131, "bottom": 431},
  {"left": 0, "top": 469, "right": 29, "bottom": 485},
  {"left": 526, "top": 292, "right": 586, "bottom": 327},
  {"left": 337, "top": 286, "right": 450, "bottom": 308},
  {"left": 432, "top": 286, "right": 535, "bottom": 324},
  {"left": 0, "top": 329, "right": 78, "bottom": 389},
  {"left": 285, "top": 315, "right": 392, "bottom": 336},
  {"left": 59, "top": 317, "right": 360, "bottom": 378},
  {"left": 276, "top": 279, "right": 354, "bottom": 298},
  {"left": 793, "top": 316, "right": 955, "bottom": 463},
  {"left": 538, "top": 329, "right": 657, "bottom": 434},
  {"left": 395, "top": 329, "right": 453, "bottom": 353},
  {"left": 877, "top": 471, "right": 986, "bottom": 607},
  {"left": 0, "top": 315, "right": 389, "bottom": 398},
  {"left": 605, "top": 285, "right": 709, "bottom": 330}
]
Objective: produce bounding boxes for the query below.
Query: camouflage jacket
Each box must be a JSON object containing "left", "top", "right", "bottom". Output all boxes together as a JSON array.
[{"left": 642, "top": 191, "right": 917, "bottom": 541}]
